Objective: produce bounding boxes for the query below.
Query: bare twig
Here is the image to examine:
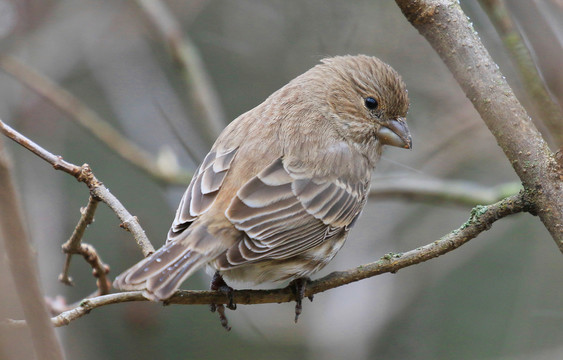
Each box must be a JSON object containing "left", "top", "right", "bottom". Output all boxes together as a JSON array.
[
  {"left": 370, "top": 177, "right": 521, "bottom": 206},
  {"left": 0, "top": 55, "right": 190, "bottom": 185},
  {"left": 478, "top": 0, "right": 563, "bottom": 147},
  {"left": 64, "top": 243, "right": 111, "bottom": 295},
  {"left": 6, "top": 193, "right": 526, "bottom": 328},
  {"left": 134, "top": 0, "right": 227, "bottom": 143},
  {"left": 59, "top": 196, "right": 111, "bottom": 295},
  {"left": 0, "top": 138, "right": 65, "bottom": 359},
  {"left": 59, "top": 196, "right": 100, "bottom": 286},
  {"left": 0, "top": 119, "right": 155, "bottom": 257},
  {"left": 64, "top": 197, "right": 100, "bottom": 255},
  {"left": 394, "top": 0, "right": 563, "bottom": 252}
]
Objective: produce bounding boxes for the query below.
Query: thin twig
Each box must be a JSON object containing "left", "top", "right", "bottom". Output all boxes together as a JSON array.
[
  {"left": 0, "top": 119, "right": 155, "bottom": 257},
  {"left": 478, "top": 0, "right": 563, "bottom": 147},
  {"left": 5, "top": 193, "right": 526, "bottom": 328},
  {"left": 0, "top": 116, "right": 82, "bottom": 176},
  {"left": 59, "top": 196, "right": 111, "bottom": 295},
  {"left": 67, "top": 244, "right": 111, "bottom": 295},
  {"left": 59, "top": 196, "right": 100, "bottom": 286},
  {"left": 0, "top": 55, "right": 190, "bottom": 185},
  {"left": 134, "top": 0, "right": 227, "bottom": 143}
]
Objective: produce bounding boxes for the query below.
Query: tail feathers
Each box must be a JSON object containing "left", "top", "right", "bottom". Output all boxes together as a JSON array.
[{"left": 113, "top": 241, "right": 208, "bottom": 301}]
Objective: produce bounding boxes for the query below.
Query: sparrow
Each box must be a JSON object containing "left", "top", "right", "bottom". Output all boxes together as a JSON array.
[{"left": 113, "top": 54, "right": 412, "bottom": 329}]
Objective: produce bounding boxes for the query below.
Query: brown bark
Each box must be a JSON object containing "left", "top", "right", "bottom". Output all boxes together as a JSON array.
[{"left": 394, "top": 0, "right": 563, "bottom": 252}]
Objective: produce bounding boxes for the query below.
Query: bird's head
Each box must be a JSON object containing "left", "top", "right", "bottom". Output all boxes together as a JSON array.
[{"left": 319, "top": 55, "right": 412, "bottom": 150}]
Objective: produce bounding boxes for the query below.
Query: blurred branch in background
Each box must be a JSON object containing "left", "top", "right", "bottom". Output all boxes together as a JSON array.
[
  {"left": 394, "top": 0, "right": 563, "bottom": 253},
  {"left": 0, "top": 119, "right": 155, "bottom": 258},
  {"left": 478, "top": 0, "right": 563, "bottom": 147},
  {"left": 0, "top": 55, "right": 191, "bottom": 185},
  {"left": 134, "top": 0, "right": 227, "bottom": 143},
  {"left": 0, "top": 137, "right": 65, "bottom": 360},
  {"left": 6, "top": 192, "right": 526, "bottom": 328},
  {"left": 370, "top": 177, "right": 521, "bottom": 206},
  {"left": 153, "top": 97, "right": 203, "bottom": 164}
]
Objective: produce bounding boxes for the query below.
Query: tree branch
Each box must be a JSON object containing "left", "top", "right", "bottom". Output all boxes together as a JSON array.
[
  {"left": 0, "top": 119, "right": 155, "bottom": 257},
  {"left": 6, "top": 193, "right": 526, "bottom": 328},
  {"left": 0, "top": 138, "right": 65, "bottom": 359},
  {"left": 59, "top": 196, "right": 100, "bottom": 286},
  {"left": 394, "top": 0, "right": 563, "bottom": 252},
  {"left": 59, "top": 196, "right": 111, "bottom": 296}
]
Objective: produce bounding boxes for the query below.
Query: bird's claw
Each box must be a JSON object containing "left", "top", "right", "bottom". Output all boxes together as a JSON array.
[
  {"left": 213, "top": 303, "right": 231, "bottom": 331},
  {"left": 210, "top": 272, "right": 236, "bottom": 331},
  {"left": 290, "top": 277, "right": 313, "bottom": 323}
]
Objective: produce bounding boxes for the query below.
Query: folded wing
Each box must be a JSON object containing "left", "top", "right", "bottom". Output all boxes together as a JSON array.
[
  {"left": 168, "top": 147, "right": 238, "bottom": 241},
  {"left": 218, "top": 157, "right": 369, "bottom": 268}
]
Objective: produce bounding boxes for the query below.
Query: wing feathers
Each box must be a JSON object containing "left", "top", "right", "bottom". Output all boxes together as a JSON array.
[
  {"left": 213, "top": 148, "right": 238, "bottom": 172},
  {"left": 113, "top": 225, "right": 219, "bottom": 300},
  {"left": 169, "top": 147, "right": 238, "bottom": 241},
  {"left": 146, "top": 251, "right": 205, "bottom": 300},
  {"left": 189, "top": 174, "right": 216, "bottom": 216},
  {"left": 116, "top": 146, "right": 369, "bottom": 298},
  {"left": 200, "top": 165, "right": 225, "bottom": 194},
  {"left": 237, "top": 180, "right": 294, "bottom": 207},
  {"left": 222, "top": 156, "right": 368, "bottom": 268},
  {"left": 258, "top": 158, "right": 293, "bottom": 185},
  {"left": 230, "top": 198, "right": 301, "bottom": 229},
  {"left": 120, "top": 241, "right": 187, "bottom": 285}
]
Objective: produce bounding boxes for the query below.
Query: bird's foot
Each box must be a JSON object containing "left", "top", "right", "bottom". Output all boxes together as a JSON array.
[
  {"left": 289, "top": 277, "right": 314, "bottom": 323},
  {"left": 210, "top": 272, "right": 236, "bottom": 331}
]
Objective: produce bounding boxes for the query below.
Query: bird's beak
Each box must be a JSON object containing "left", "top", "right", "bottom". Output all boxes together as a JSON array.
[{"left": 376, "top": 117, "right": 412, "bottom": 149}]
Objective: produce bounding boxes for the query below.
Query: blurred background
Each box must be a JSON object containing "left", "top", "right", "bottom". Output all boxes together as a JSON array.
[{"left": 0, "top": 0, "right": 562, "bottom": 359}]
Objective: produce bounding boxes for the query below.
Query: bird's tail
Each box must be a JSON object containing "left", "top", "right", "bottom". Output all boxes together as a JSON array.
[{"left": 113, "top": 227, "right": 215, "bottom": 301}]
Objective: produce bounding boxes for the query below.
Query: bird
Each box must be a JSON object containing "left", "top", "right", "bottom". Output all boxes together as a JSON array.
[{"left": 113, "top": 54, "right": 412, "bottom": 329}]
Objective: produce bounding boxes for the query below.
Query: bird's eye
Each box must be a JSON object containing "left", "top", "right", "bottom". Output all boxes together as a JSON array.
[{"left": 364, "top": 97, "right": 378, "bottom": 110}]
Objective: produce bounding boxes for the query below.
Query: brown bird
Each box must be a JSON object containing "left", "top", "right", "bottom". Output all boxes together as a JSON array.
[{"left": 114, "top": 54, "right": 411, "bottom": 329}]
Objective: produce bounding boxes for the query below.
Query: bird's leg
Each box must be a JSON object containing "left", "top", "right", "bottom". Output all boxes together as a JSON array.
[
  {"left": 210, "top": 272, "right": 236, "bottom": 310},
  {"left": 210, "top": 272, "right": 236, "bottom": 331},
  {"left": 289, "top": 277, "right": 314, "bottom": 323}
]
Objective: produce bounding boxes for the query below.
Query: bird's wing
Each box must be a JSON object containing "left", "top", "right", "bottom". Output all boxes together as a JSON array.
[
  {"left": 167, "top": 147, "right": 238, "bottom": 242},
  {"left": 218, "top": 156, "right": 370, "bottom": 268},
  {"left": 114, "top": 147, "right": 239, "bottom": 299}
]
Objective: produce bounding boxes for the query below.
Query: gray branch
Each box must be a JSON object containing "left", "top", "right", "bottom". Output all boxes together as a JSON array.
[
  {"left": 394, "top": 0, "right": 563, "bottom": 252},
  {"left": 6, "top": 193, "right": 525, "bottom": 328}
]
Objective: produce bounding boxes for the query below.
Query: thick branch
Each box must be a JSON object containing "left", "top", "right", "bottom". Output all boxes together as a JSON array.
[
  {"left": 0, "top": 138, "right": 65, "bottom": 359},
  {"left": 0, "top": 119, "right": 155, "bottom": 256},
  {"left": 394, "top": 0, "right": 563, "bottom": 252},
  {"left": 7, "top": 194, "right": 524, "bottom": 327}
]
